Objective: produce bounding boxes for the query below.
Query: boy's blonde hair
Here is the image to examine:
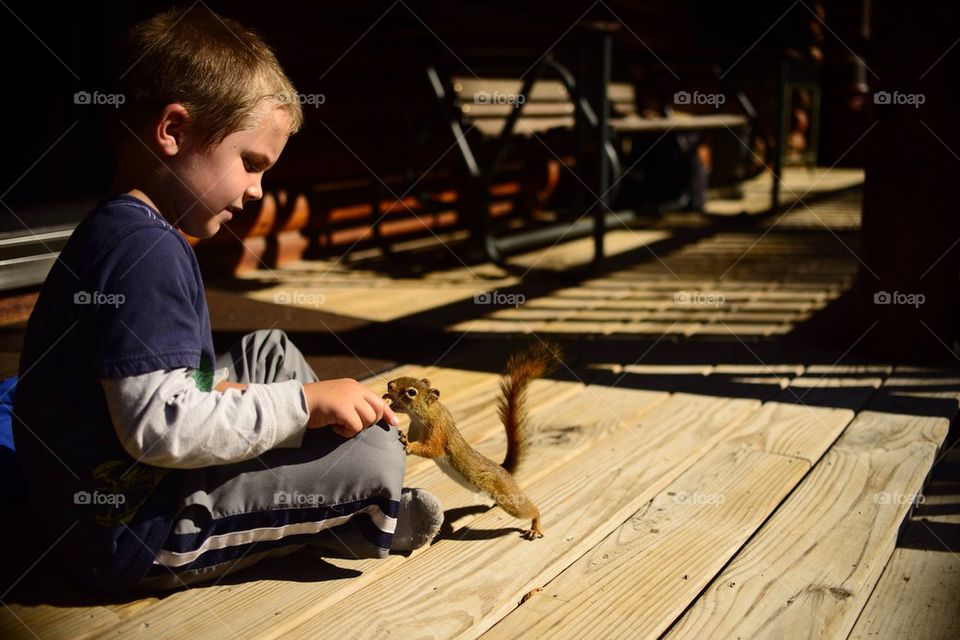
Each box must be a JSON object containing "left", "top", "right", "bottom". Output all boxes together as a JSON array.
[{"left": 112, "top": 7, "right": 303, "bottom": 151}]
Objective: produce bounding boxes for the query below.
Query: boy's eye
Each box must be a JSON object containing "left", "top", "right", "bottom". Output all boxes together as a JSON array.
[{"left": 243, "top": 159, "right": 259, "bottom": 172}]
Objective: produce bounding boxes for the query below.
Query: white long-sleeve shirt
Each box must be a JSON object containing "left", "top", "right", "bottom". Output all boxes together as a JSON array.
[{"left": 101, "top": 368, "right": 309, "bottom": 469}]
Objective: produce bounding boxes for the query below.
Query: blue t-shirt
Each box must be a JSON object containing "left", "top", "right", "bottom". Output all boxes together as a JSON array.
[{"left": 13, "top": 194, "right": 216, "bottom": 593}]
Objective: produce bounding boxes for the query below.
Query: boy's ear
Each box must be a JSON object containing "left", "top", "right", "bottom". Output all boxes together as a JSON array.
[{"left": 155, "top": 103, "right": 190, "bottom": 157}]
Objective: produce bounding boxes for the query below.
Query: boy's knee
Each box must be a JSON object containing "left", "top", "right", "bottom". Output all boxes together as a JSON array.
[
  {"left": 246, "top": 329, "right": 294, "bottom": 364},
  {"left": 252, "top": 328, "right": 290, "bottom": 347},
  {"left": 352, "top": 425, "right": 406, "bottom": 495},
  {"left": 299, "top": 423, "right": 405, "bottom": 500},
  {"left": 252, "top": 328, "right": 318, "bottom": 383}
]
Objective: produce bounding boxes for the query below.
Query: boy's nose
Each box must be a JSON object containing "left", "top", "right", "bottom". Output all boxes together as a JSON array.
[{"left": 245, "top": 179, "right": 263, "bottom": 202}]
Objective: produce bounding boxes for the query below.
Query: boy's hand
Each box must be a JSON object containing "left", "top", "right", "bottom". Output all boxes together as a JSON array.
[{"left": 303, "top": 379, "right": 400, "bottom": 438}]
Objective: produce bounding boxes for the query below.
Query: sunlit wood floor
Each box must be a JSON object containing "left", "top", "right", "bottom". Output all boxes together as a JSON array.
[{"left": 3, "top": 178, "right": 959, "bottom": 640}]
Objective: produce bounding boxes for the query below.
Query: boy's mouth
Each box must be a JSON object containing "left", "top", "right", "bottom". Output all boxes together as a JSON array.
[{"left": 222, "top": 206, "right": 243, "bottom": 222}]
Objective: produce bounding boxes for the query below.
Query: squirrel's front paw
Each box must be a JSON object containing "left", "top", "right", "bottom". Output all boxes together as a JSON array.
[{"left": 397, "top": 430, "right": 410, "bottom": 452}]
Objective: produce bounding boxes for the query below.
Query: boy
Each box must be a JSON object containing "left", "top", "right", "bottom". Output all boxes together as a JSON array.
[{"left": 12, "top": 7, "right": 441, "bottom": 594}]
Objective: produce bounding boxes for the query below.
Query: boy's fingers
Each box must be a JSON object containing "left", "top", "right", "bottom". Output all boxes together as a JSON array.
[
  {"left": 356, "top": 401, "right": 377, "bottom": 428},
  {"left": 363, "top": 390, "right": 387, "bottom": 415},
  {"left": 382, "top": 404, "right": 400, "bottom": 426},
  {"left": 362, "top": 389, "right": 400, "bottom": 426},
  {"left": 335, "top": 411, "right": 364, "bottom": 437}
]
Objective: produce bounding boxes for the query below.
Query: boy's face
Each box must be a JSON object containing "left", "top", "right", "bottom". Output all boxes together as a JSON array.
[{"left": 166, "top": 101, "right": 291, "bottom": 239}]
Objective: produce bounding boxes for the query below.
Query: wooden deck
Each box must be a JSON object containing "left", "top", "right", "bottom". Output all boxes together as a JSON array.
[{"left": 2, "top": 182, "right": 959, "bottom": 639}]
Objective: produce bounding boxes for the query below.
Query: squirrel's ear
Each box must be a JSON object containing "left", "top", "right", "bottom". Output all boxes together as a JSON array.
[
  {"left": 429, "top": 388, "right": 440, "bottom": 401},
  {"left": 420, "top": 378, "right": 431, "bottom": 386}
]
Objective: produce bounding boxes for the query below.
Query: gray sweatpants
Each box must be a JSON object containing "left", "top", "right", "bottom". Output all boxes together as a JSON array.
[{"left": 136, "top": 329, "right": 405, "bottom": 590}]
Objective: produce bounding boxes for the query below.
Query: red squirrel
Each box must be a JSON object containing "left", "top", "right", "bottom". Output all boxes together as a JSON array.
[{"left": 383, "top": 342, "right": 560, "bottom": 540}]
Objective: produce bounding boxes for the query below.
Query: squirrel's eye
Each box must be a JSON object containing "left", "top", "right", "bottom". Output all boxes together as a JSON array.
[{"left": 405, "top": 388, "right": 418, "bottom": 397}]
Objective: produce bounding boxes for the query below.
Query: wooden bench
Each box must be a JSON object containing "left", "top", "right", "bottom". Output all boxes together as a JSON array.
[
  {"left": 455, "top": 78, "right": 750, "bottom": 138},
  {"left": 388, "top": 59, "right": 753, "bottom": 269}
]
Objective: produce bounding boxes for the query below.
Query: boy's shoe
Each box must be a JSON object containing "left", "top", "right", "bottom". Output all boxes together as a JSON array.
[{"left": 391, "top": 487, "right": 443, "bottom": 552}]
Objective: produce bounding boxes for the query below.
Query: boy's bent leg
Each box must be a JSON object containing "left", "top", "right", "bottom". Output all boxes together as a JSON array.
[
  {"left": 216, "top": 328, "right": 320, "bottom": 385},
  {"left": 136, "top": 422, "right": 404, "bottom": 591}
]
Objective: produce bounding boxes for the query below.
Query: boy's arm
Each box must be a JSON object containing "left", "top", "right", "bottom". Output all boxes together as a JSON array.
[
  {"left": 209, "top": 369, "right": 399, "bottom": 436},
  {"left": 101, "top": 368, "right": 308, "bottom": 469}
]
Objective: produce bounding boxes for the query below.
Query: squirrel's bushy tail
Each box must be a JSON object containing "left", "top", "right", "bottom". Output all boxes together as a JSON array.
[{"left": 499, "top": 341, "right": 561, "bottom": 474}]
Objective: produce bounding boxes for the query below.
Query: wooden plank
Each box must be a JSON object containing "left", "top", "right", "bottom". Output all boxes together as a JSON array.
[
  {"left": 0, "top": 603, "right": 137, "bottom": 640},
  {"left": 461, "top": 103, "right": 576, "bottom": 118},
  {"left": 848, "top": 548, "right": 960, "bottom": 640},
  {"left": 452, "top": 78, "right": 570, "bottom": 102},
  {"left": 505, "top": 230, "right": 669, "bottom": 272},
  {"left": 484, "top": 449, "right": 808, "bottom": 640},
  {"left": 575, "top": 321, "right": 705, "bottom": 336},
  {"left": 611, "top": 113, "right": 748, "bottom": 132},
  {"left": 688, "top": 322, "right": 791, "bottom": 337},
  {"left": 484, "top": 118, "right": 575, "bottom": 136},
  {"left": 0, "top": 580, "right": 162, "bottom": 640},
  {"left": 280, "top": 392, "right": 764, "bottom": 639},
  {"left": 719, "top": 365, "right": 888, "bottom": 461},
  {"left": 522, "top": 297, "right": 606, "bottom": 310},
  {"left": 663, "top": 372, "right": 957, "bottom": 640},
  {"left": 248, "top": 283, "right": 480, "bottom": 323},
  {"left": 481, "top": 368, "right": 882, "bottom": 640},
  {"left": 847, "top": 378, "right": 960, "bottom": 640}
]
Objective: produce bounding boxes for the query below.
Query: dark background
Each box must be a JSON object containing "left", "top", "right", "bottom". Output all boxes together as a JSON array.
[{"left": 0, "top": 0, "right": 867, "bottom": 212}]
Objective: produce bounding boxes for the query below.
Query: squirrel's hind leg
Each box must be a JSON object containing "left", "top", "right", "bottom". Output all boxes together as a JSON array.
[
  {"left": 522, "top": 516, "right": 544, "bottom": 540},
  {"left": 493, "top": 489, "right": 544, "bottom": 540}
]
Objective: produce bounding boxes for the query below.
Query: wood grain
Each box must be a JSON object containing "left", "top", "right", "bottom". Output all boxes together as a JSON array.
[
  {"left": 663, "top": 374, "right": 956, "bottom": 640},
  {"left": 279, "top": 393, "right": 763, "bottom": 639},
  {"left": 848, "top": 546, "right": 960, "bottom": 640},
  {"left": 480, "top": 370, "right": 881, "bottom": 640},
  {"left": 484, "top": 448, "right": 809, "bottom": 640}
]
